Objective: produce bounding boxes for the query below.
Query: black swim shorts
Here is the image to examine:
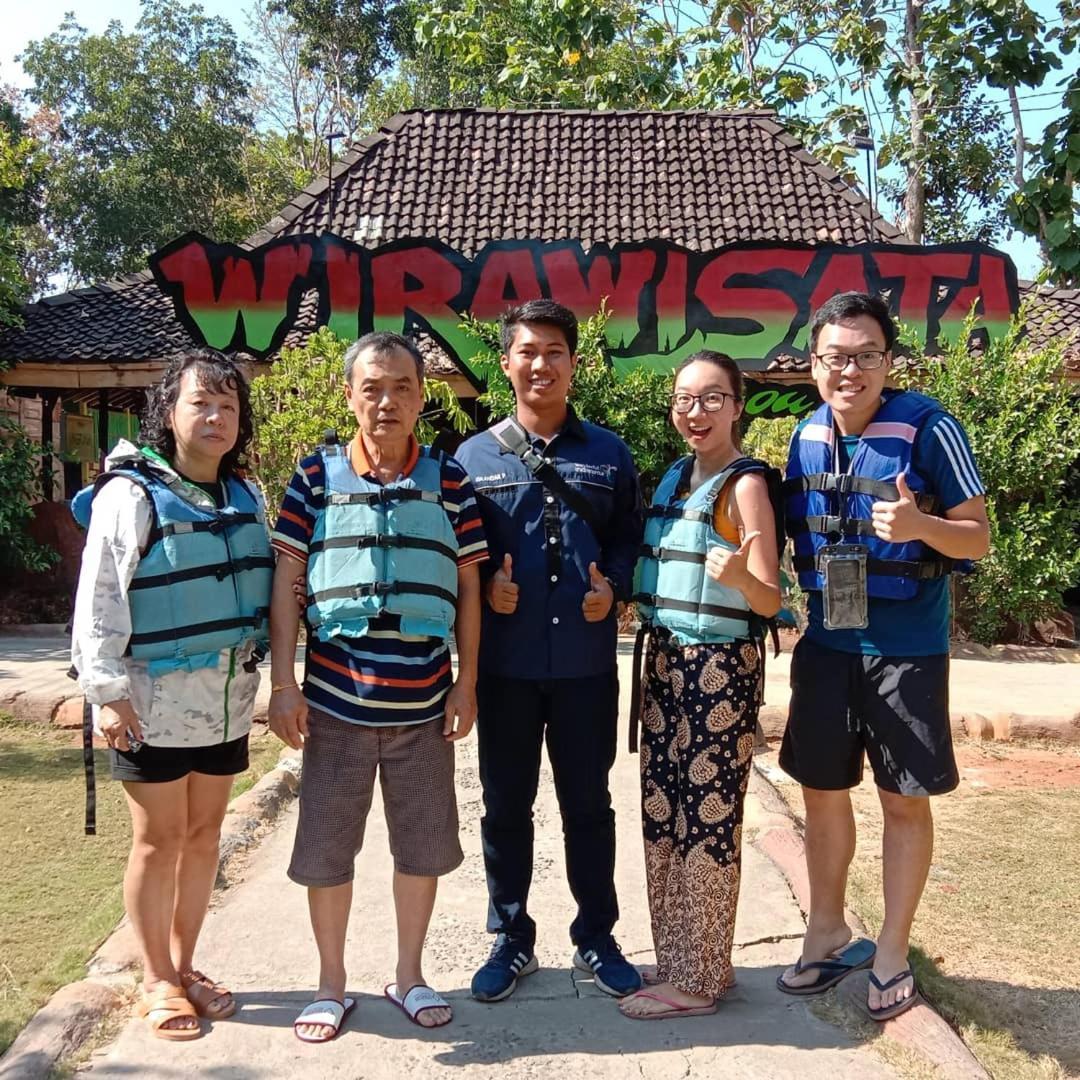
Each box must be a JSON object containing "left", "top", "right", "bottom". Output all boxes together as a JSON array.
[{"left": 779, "top": 635, "right": 958, "bottom": 796}]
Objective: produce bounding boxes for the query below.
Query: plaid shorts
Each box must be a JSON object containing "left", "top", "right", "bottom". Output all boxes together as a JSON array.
[{"left": 287, "top": 707, "right": 463, "bottom": 886}]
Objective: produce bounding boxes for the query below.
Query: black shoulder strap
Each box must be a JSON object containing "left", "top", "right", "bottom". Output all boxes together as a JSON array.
[{"left": 490, "top": 418, "right": 605, "bottom": 540}]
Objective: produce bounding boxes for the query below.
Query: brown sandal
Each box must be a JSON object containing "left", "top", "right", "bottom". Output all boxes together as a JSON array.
[
  {"left": 180, "top": 970, "right": 237, "bottom": 1020},
  {"left": 136, "top": 985, "right": 202, "bottom": 1041}
]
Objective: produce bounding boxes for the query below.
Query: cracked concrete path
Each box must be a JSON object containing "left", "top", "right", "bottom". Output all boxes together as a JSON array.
[{"left": 79, "top": 660, "right": 895, "bottom": 1079}]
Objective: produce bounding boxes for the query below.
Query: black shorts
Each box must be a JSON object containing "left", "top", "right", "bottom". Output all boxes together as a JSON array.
[
  {"left": 110, "top": 734, "right": 249, "bottom": 784},
  {"left": 780, "top": 636, "right": 958, "bottom": 796}
]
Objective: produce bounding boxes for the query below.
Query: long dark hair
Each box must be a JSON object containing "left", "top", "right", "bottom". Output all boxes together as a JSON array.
[
  {"left": 141, "top": 349, "right": 254, "bottom": 477},
  {"left": 672, "top": 350, "right": 744, "bottom": 450}
]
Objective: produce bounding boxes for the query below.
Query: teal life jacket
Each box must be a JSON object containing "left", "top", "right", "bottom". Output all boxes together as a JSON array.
[
  {"left": 305, "top": 443, "right": 459, "bottom": 641},
  {"left": 634, "top": 456, "right": 771, "bottom": 646},
  {"left": 73, "top": 461, "right": 273, "bottom": 676}
]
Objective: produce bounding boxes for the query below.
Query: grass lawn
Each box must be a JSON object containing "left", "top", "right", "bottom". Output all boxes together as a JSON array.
[
  {"left": 762, "top": 740, "right": 1080, "bottom": 1080},
  {"left": 0, "top": 716, "right": 283, "bottom": 1055}
]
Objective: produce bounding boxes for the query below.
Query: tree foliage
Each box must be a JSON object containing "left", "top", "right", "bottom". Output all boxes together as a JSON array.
[
  {"left": 897, "top": 307, "right": 1080, "bottom": 643},
  {"left": 248, "top": 328, "right": 473, "bottom": 511},
  {"left": 0, "top": 99, "right": 46, "bottom": 326},
  {"left": 19, "top": 0, "right": 264, "bottom": 282},
  {"left": 0, "top": 417, "right": 57, "bottom": 574}
]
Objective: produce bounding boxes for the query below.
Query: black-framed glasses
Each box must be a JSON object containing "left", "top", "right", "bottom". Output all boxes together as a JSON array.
[
  {"left": 812, "top": 350, "right": 889, "bottom": 371},
  {"left": 670, "top": 390, "right": 737, "bottom": 414}
]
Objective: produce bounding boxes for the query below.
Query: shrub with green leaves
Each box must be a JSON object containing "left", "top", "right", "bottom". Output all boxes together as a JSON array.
[
  {"left": 461, "top": 306, "right": 682, "bottom": 497},
  {"left": 0, "top": 416, "right": 58, "bottom": 574},
  {"left": 897, "top": 309, "right": 1080, "bottom": 643},
  {"left": 248, "top": 327, "right": 473, "bottom": 512}
]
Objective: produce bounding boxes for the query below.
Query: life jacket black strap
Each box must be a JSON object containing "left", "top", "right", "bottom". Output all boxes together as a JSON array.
[
  {"left": 82, "top": 695, "right": 96, "bottom": 836},
  {"left": 632, "top": 593, "right": 759, "bottom": 624},
  {"left": 127, "top": 609, "right": 270, "bottom": 647},
  {"left": 637, "top": 544, "right": 707, "bottom": 564},
  {"left": 145, "top": 513, "right": 261, "bottom": 551},
  {"left": 629, "top": 625, "right": 648, "bottom": 754},
  {"left": 784, "top": 472, "right": 939, "bottom": 512},
  {"left": 311, "top": 580, "right": 458, "bottom": 608},
  {"left": 644, "top": 505, "right": 714, "bottom": 525},
  {"left": 310, "top": 535, "right": 458, "bottom": 561},
  {"left": 325, "top": 488, "right": 442, "bottom": 507},
  {"left": 793, "top": 554, "right": 954, "bottom": 579},
  {"left": 789, "top": 515, "right": 878, "bottom": 538},
  {"left": 127, "top": 555, "right": 275, "bottom": 591}
]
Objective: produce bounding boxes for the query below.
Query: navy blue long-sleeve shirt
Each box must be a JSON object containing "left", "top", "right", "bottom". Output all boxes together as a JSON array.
[{"left": 455, "top": 408, "right": 643, "bottom": 680}]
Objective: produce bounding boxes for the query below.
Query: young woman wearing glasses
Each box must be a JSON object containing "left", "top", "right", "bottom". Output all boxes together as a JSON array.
[{"left": 621, "top": 350, "right": 781, "bottom": 1020}]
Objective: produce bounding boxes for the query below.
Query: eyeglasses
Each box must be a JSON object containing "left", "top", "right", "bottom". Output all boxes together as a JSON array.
[
  {"left": 812, "top": 350, "right": 889, "bottom": 371},
  {"left": 670, "top": 391, "right": 737, "bottom": 414}
]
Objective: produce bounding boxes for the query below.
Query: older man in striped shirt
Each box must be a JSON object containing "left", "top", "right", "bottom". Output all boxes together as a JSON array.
[{"left": 268, "top": 332, "right": 487, "bottom": 1042}]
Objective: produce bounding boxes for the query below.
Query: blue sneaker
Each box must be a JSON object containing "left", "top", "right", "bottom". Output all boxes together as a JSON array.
[
  {"left": 471, "top": 934, "right": 539, "bottom": 1002},
  {"left": 573, "top": 938, "right": 642, "bottom": 997}
]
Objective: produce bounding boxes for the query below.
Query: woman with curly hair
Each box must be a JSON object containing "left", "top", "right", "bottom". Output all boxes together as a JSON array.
[
  {"left": 71, "top": 349, "right": 273, "bottom": 1040},
  {"left": 620, "top": 350, "right": 781, "bottom": 1020}
]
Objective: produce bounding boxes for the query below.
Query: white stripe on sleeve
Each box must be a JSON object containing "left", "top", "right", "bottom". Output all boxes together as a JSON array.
[{"left": 932, "top": 418, "right": 984, "bottom": 500}]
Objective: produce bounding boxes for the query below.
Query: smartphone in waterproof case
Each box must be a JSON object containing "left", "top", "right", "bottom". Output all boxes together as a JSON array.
[{"left": 818, "top": 544, "right": 870, "bottom": 630}]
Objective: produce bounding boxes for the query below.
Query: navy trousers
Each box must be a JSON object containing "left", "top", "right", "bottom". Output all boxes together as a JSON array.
[{"left": 476, "top": 671, "right": 619, "bottom": 949}]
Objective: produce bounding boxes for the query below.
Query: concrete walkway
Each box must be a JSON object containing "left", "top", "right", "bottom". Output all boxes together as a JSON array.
[
  {"left": 74, "top": 670, "right": 898, "bottom": 1080},
  {"left": 4, "top": 632, "right": 1078, "bottom": 740}
]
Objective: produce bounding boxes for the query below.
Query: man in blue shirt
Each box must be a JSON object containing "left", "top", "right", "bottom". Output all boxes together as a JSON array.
[
  {"left": 455, "top": 300, "right": 644, "bottom": 1002},
  {"left": 776, "top": 293, "right": 989, "bottom": 1021}
]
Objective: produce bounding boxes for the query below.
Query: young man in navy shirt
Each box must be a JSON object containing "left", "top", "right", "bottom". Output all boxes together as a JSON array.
[
  {"left": 455, "top": 300, "right": 644, "bottom": 1002},
  {"left": 777, "top": 293, "right": 989, "bottom": 1020}
]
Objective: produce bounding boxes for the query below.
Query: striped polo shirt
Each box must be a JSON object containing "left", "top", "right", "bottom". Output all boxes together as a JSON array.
[{"left": 271, "top": 436, "right": 488, "bottom": 726}]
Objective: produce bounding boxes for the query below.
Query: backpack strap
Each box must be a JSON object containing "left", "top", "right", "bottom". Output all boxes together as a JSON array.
[{"left": 490, "top": 417, "right": 605, "bottom": 541}]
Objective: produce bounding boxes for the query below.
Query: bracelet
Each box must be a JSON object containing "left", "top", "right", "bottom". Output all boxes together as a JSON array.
[{"left": 270, "top": 682, "right": 298, "bottom": 694}]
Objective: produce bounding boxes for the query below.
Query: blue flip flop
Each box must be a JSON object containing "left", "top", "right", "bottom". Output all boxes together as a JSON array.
[
  {"left": 776, "top": 937, "right": 877, "bottom": 996},
  {"left": 867, "top": 967, "right": 919, "bottom": 1021}
]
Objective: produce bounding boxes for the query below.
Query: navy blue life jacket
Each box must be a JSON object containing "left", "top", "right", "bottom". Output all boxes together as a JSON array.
[
  {"left": 305, "top": 444, "right": 459, "bottom": 641},
  {"left": 785, "top": 389, "right": 959, "bottom": 601},
  {"left": 73, "top": 461, "right": 273, "bottom": 675}
]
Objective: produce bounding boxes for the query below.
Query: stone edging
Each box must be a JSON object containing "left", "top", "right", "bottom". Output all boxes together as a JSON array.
[
  {"left": 0, "top": 753, "right": 302, "bottom": 1080},
  {"left": 748, "top": 759, "right": 991, "bottom": 1080}
]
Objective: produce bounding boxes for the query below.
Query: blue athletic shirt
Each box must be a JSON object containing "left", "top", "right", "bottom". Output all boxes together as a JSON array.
[{"left": 804, "top": 411, "right": 985, "bottom": 657}]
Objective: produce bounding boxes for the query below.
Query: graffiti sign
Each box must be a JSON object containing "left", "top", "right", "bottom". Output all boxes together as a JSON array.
[{"left": 151, "top": 233, "right": 1018, "bottom": 418}]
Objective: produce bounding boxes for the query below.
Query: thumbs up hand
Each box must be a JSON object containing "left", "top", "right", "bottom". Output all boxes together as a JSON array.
[
  {"left": 705, "top": 531, "right": 760, "bottom": 589},
  {"left": 871, "top": 472, "right": 924, "bottom": 543},
  {"left": 486, "top": 553, "right": 520, "bottom": 614},
  {"left": 582, "top": 561, "right": 614, "bottom": 623}
]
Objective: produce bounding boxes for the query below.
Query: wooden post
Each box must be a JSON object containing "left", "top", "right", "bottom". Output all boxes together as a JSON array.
[
  {"left": 97, "top": 388, "right": 110, "bottom": 467},
  {"left": 40, "top": 390, "right": 59, "bottom": 501}
]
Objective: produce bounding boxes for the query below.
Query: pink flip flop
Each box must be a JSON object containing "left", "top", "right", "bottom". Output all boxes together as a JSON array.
[{"left": 618, "top": 990, "right": 718, "bottom": 1020}]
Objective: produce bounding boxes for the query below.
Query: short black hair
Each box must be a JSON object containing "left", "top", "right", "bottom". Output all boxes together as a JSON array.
[
  {"left": 809, "top": 291, "right": 897, "bottom": 352},
  {"left": 140, "top": 349, "right": 253, "bottom": 477},
  {"left": 344, "top": 331, "right": 425, "bottom": 385},
  {"left": 500, "top": 299, "right": 578, "bottom": 355}
]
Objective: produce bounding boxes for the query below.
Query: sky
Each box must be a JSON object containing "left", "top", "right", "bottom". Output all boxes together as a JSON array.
[{"left": 3, "top": 0, "right": 1073, "bottom": 281}]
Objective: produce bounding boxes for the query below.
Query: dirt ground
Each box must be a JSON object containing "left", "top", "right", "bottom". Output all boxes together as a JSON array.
[{"left": 759, "top": 738, "right": 1080, "bottom": 1079}]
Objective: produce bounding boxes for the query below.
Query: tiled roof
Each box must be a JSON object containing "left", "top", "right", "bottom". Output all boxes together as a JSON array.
[
  {"left": 252, "top": 108, "right": 902, "bottom": 251},
  {"left": 1021, "top": 282, "right": 1080, "bottom": 371},
  {"left": 2, "top": 108, "right": 1077, "bottom": 376}
]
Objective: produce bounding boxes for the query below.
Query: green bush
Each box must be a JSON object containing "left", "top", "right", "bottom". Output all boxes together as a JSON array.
[
  {"left": 0, "top": 416, "right": 58, "bottom": 574},
  {"left": 248, "top": 328, "right": 473, "bottom": 513},
  {"left": 897, "top": 309, "right": 1080, "bottom": 644},
  {"left": 462, "top": 306, "right": 683, "bottom": 497}
]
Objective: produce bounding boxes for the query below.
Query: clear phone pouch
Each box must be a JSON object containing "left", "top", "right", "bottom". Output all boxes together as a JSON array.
[{"left": 819, "top": 543, "right": 869, "bottom": 630}]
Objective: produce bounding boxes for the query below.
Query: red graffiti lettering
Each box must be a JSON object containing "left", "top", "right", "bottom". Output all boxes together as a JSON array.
[
  {"left": 324, "top": 243, "right": 363, "bottom": 341},
  {"left": 370, "top": 245, "right": 463, "bottom": 329},
  {"left": 874, "top": 252, "right": 973, "bottom": 324},
  {"left": 542, "top": 247, "right": 656, "bottom": 326},
  {"left": 470, "top": 247, "right": 544, "bottom": 322}
]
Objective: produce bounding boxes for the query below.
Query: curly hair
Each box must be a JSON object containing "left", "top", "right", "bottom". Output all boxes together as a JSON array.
[{"left": 140, "top": 349, "right": 254, "bottom": 477}]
